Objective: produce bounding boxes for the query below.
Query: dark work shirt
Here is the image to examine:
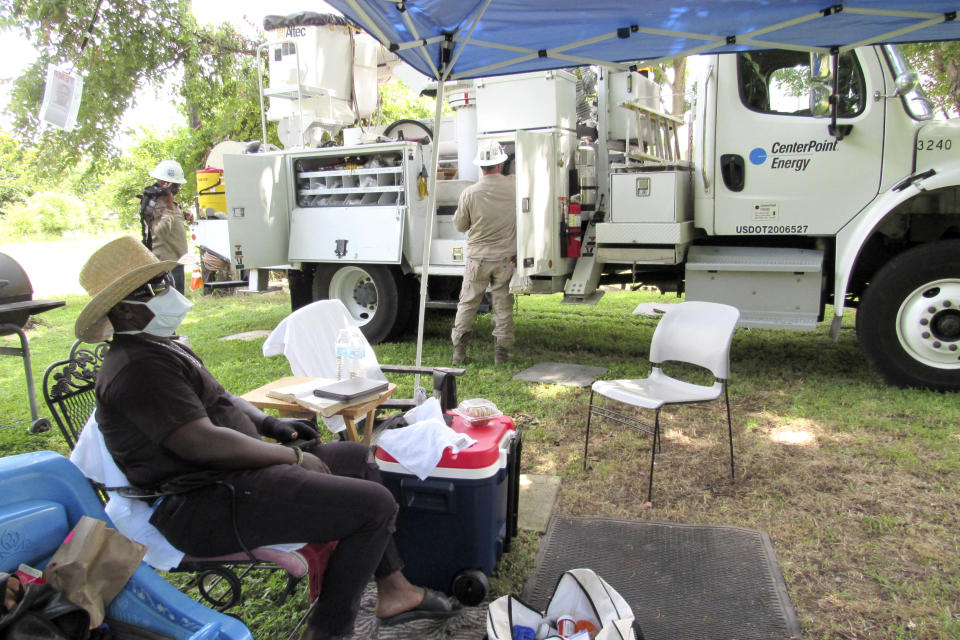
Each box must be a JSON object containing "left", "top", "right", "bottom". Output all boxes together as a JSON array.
[{"left": 95, "top": 334, "right": 259, "bottom": 489}]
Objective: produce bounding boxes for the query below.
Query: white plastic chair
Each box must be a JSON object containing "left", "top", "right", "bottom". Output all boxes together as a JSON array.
[{"left": 583, "top": 301, "right": 740, "bottom": 502}]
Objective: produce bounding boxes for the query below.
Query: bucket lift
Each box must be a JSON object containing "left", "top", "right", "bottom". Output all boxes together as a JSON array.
[{"left": 257, "top": 13, "right": 380, "bottom": 149}]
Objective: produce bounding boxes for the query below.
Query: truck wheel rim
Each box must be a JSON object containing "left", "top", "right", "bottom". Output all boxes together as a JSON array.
[
  {"left": 330, "top": 267, "right": 376, "bottom": 325},
  {"left": 896, "top": 278, "right": 960, "bottom": 369}
]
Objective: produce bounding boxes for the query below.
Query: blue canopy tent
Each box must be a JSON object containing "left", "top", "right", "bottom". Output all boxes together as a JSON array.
[
  {"left": 326, "top": 2, "right": 960, "bottom": 80},
  {"left": 323, "top": 0, "right": 960, "bottom": 371}
]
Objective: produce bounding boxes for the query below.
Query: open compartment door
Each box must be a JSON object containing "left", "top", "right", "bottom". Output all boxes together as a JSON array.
[
  {"left": 224, "top": 153, "right": 291, "bottom": 270},
  {"left": 514, "top": 130, "right": 559, "bottom": 279}
]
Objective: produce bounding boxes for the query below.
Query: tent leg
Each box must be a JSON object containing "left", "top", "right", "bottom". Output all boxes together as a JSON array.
[{"left": 413, "top": 78, "right": 446, "bottom": 387}]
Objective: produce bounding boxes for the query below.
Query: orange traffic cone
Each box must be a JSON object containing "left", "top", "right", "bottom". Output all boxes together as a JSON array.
[{"left": 190, "top": 267, "right": 203, "bottom": 291}]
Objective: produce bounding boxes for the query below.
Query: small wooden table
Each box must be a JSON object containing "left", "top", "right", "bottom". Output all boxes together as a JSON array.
[{"left": 241, "top": 376, "right": 398, "bottom": 444}]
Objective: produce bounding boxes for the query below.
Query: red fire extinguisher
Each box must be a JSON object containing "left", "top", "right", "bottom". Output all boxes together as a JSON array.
[{"left": 566, "top": 202, "right": 582, "bottom": 258}]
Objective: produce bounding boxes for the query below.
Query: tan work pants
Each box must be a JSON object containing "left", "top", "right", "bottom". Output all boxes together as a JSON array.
[{"left": 451, "top": 256, "right": 515, "bottom": 348}]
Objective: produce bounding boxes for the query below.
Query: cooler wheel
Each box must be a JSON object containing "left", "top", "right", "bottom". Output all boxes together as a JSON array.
[{"left": 451, "top": 569, "right": 489, "bottom": 606}]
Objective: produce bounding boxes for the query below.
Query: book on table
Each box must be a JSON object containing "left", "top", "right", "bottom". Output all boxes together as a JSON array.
[
  {"left": 266, "top": 377, "right": 387, "bottom": 416},
  {"left": 312, "top": 377, "right": 390, "bottom": 402}
]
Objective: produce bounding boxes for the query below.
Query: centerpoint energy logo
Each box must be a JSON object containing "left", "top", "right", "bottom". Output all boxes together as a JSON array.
[
  {"left": 748, "top": 139, "right": 839, "bottom": 172},
  {"left": 749, "top": 148, "right": 767, "bottom": 165}
]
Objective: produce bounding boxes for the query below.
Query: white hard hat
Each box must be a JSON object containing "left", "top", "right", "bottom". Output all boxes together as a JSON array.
[
  {"left": 149, "top": 160, "right": 187, "bottom": 184},
  {"left": 473, "top": 140, "right": 508, "bottom": 166}
]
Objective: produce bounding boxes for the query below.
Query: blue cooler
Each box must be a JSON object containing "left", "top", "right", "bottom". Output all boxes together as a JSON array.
[{"left": 375, "top": 414, "right": 521, "bottom": 605}]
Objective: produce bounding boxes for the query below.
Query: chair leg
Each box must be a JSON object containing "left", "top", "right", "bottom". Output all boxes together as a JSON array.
[
  {"left": 646, "top": 410, "right": 661, "bottom": 503},
  {"left": 583, "top": 389, "right": 595, "bottom": 471},
  {"left": 655, "top": 410, "right": 663, "bottom": 453},
  {"left": 725, "top": 384, "right": 735, "bottom": 482},
  {"left": 286, "top": 594, "right": 320, "bottom": 640},
  {"left": 279, "top": 574, "right": 302, "bottom": 605}
]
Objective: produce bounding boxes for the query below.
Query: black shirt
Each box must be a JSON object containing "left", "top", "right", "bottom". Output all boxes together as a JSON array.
[{"left": 95, "top": 334, "right": 259, "bottom": 489}]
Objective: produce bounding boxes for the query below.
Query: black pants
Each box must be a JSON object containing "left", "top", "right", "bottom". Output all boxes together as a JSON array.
[
  {"left": 151, "top": 442, "right": 403, "bottom": 636},
  {"left": 170, "top": 264, "right": 185, "bottom": 294}
]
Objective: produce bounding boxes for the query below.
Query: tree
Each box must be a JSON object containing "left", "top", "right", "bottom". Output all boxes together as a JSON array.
[
  {"left": 0, "top": 0, "right": 262, "bottom": 172},
  {"left": 902, "top": 42, "right": 960, "bottom": 117},
  {"left": 0, "top": 132, "right": 50, "bottom": 214},
  {"left": 374, "top": 81, "right": 439, "bottom": 126},
  {"left": 645, "top": 59, "right": 688, "bottom": 116}
]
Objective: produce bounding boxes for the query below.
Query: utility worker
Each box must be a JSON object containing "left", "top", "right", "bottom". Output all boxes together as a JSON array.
[
  {"left": 451, "top": 140, "right": 517, "bottom": 365},
  {"left": 142, "top": 160, "right": 190, "bottom": 294}
]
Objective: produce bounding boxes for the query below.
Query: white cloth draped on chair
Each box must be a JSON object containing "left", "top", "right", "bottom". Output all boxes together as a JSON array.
[{"left": 262, "top": 300, "right": 386, "bottom": 435}]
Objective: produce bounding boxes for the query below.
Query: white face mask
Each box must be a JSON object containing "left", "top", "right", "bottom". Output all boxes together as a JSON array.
[{"left": 124, "top": 288, "right": 194, "bottom": 337}]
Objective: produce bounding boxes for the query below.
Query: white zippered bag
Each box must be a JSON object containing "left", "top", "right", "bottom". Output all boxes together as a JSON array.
[{"left": 486, "top": 568, "right": 643, "bottom": 640}]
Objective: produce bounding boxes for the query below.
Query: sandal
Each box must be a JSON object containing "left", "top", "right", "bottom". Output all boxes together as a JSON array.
[{"left": 377, "top": 588, "right": 457, "bottom": 627}]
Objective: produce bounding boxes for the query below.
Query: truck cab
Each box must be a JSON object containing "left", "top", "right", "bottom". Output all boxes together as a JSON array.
[{"left": 685, "top": 44, "right": 960, "bottom": 389}]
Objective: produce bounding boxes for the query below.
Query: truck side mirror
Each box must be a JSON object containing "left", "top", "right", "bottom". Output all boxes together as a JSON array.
[
  {"left": 894, "top": 70, "right": 919, "bottom": 96},
  {"left": 810, "top": 53, "right": 833, "bottom": 83},
  {"left": 808, "top": 52, "right": 834, "bottom": 118},
  {"left": 809, "top": 84, "right": 833, "bottom": 118}
]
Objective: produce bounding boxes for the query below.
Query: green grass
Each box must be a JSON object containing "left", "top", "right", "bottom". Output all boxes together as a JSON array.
[{"left": 2, "top": 286, "right": 959, "bottom": 639}]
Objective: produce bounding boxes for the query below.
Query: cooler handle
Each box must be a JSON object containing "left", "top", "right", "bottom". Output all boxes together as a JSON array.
[
  {"left": 495, "top": 429, "right": 516, "bottom": 468},
  {"left": 400, "top": 478, "right": 457, "bottom": 514}
]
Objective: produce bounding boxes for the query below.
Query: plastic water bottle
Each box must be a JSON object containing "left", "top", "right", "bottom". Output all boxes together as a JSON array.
[
  {"left": 413, "top": 386, "right": 428, "bottom": 405},
  {"left": 348, "top": 329, "right": 365, "bottom": 378},
  {"left": 335, "top": 329, "right": 351, "bottom": 380}
]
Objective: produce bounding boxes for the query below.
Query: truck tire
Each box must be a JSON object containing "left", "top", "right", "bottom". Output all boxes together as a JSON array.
[
  {"left": 313, "top": 264, "right": 403, "bottom": 344},
  {"left": 858, "top": 239, "right": 960, "bottom": 390}
]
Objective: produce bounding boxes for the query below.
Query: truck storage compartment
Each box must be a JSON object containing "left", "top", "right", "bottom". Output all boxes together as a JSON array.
[
  {"left": 685, "top": 246, "right": 824, "bottom": 330},
  {"left": 609, "top": 168, "right": 692, "bottom": 223},
  {"left": 283, "top": 144, "right": 423, "bottom": 263},
  {"left": 476, "top": 70, "right": 577, "bottom": 133},
  {"left": 594, "top": 221, "right": 696, "bottom": 265}
]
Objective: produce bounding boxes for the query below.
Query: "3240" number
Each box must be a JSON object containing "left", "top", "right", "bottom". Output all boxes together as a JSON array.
[{"left": 917, "top": 138, "right": 953, "bottom": 151}]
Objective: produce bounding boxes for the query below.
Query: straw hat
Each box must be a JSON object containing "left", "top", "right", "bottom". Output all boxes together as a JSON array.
[{"left": 75, "top": 236, "right": 178, "bottom": 342}]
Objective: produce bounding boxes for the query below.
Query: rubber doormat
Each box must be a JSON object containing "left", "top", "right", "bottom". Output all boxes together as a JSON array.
[
  {"left": 513, "top": 362, "right": 607, "bottom": 387},
  {"left": 523, "top": 516, "right": 802, "bottom": 640}
]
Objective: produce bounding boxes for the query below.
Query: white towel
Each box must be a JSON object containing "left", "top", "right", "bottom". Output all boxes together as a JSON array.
[
  {"left": 71, "top": 414, "right": 187, "bottom": 571},
  {"left": 377, "top": 398, "right": 476, "bottom": 480}
]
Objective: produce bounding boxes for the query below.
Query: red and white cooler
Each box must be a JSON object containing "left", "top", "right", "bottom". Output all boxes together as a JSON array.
[{"left": 375, "top": 413, "right": 521, "bottom": 605}]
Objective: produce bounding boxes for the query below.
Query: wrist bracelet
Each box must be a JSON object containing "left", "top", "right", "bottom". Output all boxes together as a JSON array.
[{"left": 292, "top": 446, "right": 304, "bottom": 466}]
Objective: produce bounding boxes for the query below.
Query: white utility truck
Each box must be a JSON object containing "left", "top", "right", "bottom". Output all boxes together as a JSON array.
[{"left": 222, "top": 14, "right": 960, "bottom": 390}]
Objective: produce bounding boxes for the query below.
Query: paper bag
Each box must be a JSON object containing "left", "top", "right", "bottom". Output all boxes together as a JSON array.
[{"left": 44, "top": 516, "right": 147, "bottom": 628}]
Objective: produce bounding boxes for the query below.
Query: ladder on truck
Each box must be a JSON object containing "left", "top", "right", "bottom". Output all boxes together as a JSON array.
[{"left": 620, "top": 101, "right": 684, "bottom": 164}]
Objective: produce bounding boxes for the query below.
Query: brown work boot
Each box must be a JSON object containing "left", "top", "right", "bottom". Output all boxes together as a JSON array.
[
  {"left": 452, "top": 343, "right": 467, "bottom": 365},
  {"left": 494, "top": 345, "right": 511, "bottom": 365}
]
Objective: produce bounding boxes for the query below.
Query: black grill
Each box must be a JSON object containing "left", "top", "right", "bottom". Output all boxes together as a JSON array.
[{"left": 0, "top": 252, "right": 65, "bottom": 432}]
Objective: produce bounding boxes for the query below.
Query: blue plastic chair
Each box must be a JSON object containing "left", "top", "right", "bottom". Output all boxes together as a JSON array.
[{"left": 0, "top": 451, "right": 254, "bottom": 640}]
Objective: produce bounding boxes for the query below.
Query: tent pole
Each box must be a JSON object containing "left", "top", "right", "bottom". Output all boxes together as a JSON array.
[{"left": 413, "top": 78, "right": 446, "bottom": 389}]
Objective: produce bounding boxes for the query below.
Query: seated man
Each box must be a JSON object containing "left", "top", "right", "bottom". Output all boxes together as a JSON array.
[{"left": 74, "top": 236, "right": 453, "bottom": 640}]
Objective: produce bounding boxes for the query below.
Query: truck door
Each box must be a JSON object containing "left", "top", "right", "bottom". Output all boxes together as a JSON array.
[{"left": 713, "top": 49, "right": 884, "bottom": 236}]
